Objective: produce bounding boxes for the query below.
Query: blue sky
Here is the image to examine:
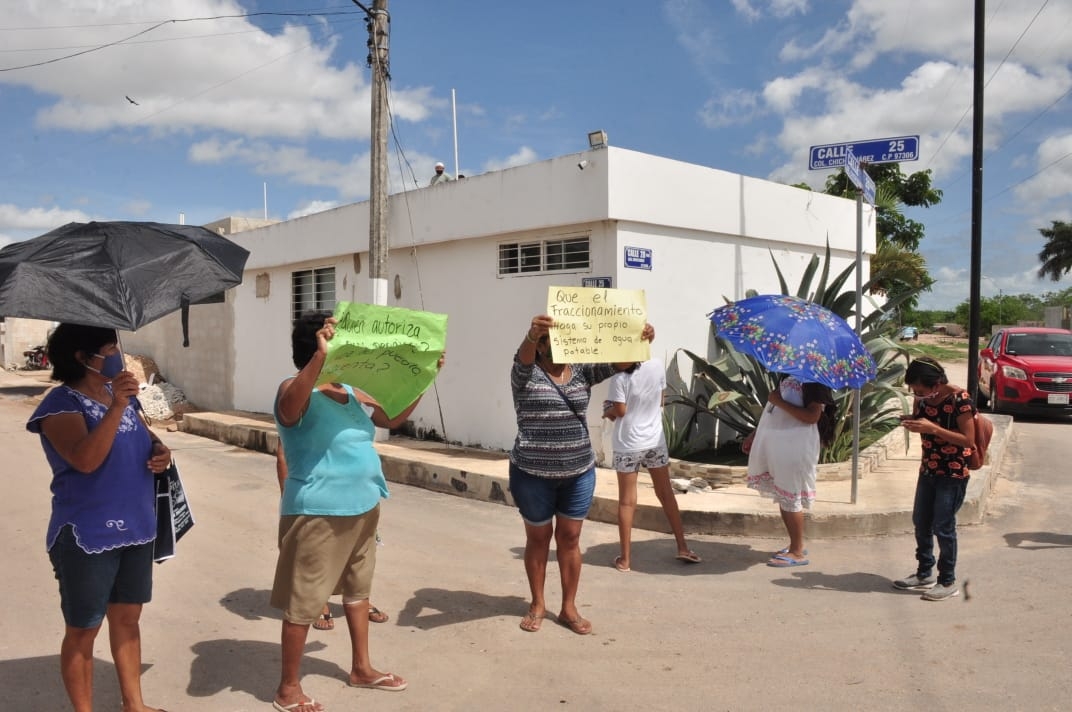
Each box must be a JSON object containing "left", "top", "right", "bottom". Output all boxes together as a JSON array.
[{"left": 2, "top": 0, "right": 1071, "bottom": 310}]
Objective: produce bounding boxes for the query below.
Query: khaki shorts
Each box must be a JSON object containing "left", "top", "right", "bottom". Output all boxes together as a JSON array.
[{"left": 270, "top": 506, "right": 380, "bottom": 625}]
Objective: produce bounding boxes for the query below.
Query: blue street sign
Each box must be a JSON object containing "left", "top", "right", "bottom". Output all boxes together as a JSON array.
[
  {"left": 844, "top": 149, "right": 876, "bottom": 205},
  {"left": 582, "top": 276, "right": 612, "bottom": 288},
  {"left": 624, "top": 246, "right": 652, "bottom": 270},
  {"left": 809, "top": 135, "right": 919, "bottom": 170}
]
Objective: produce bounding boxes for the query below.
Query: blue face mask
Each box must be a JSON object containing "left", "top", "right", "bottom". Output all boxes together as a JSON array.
[{"left": 87, "top": 351, "right": 125, "bottom": 379}]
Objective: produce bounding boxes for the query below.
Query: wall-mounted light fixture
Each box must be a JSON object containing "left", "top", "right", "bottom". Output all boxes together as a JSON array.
[{"left": 587, "top": 129, "right": 607, "bottom": 149}]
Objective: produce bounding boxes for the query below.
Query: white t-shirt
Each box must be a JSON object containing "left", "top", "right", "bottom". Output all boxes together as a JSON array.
[{"left": 608, "top": 358, "right": 667, "bottom": 453}]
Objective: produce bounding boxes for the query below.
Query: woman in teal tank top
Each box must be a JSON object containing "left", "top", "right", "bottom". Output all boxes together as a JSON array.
[{"left": 269, "top": 311, "right": 442, "bottom": 710}]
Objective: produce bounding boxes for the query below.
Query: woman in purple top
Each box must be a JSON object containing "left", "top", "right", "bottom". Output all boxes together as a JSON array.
[{"left": 27, "top": 323, "right": 171, "bottom": 712}]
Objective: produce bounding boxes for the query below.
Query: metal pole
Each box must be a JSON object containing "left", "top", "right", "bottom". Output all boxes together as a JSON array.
[
  {"left": 452, "top": 88, "right": 459, "bottom": 180},
  {"left": 967, "top": 0, "right": 985, "bottom": 396},
  {"left": 367, "top": 0, "right": 390, "bottom": 306},
  {"left": 852, "top": 193, "right": 862, "bottom": 504}
]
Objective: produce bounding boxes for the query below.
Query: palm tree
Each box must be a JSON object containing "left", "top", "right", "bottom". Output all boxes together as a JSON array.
[{"left": 1037, "top": 220, "right": 1072, "bottom": 281}]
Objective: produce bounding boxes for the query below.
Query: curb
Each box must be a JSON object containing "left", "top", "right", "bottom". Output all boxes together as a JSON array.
[{"left": 177, "top": 410, "right": 1013, "bottom": 539}]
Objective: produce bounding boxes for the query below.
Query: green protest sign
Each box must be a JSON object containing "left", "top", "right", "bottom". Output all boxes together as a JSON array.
[{"left": 317, "top": 301, "right": 447, "bottom": 418}]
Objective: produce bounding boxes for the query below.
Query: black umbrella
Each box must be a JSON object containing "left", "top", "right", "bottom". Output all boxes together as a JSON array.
[{"left": 0, "top": 221, "right": 250, "bottom": 345}]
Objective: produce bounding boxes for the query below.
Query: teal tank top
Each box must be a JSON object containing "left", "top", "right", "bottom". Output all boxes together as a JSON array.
[{"left": 275, "top": 384, "right": 388, "bottom": 516}]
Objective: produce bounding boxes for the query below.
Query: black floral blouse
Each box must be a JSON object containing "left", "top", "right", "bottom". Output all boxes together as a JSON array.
[{"left": 914, "top": 390, "right": 974, "bottom": 480}]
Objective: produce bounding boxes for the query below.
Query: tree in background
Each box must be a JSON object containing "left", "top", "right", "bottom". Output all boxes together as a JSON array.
[
  {"left": 822, "top": 163, "right": 943, "bottom": 251},
  {"left": 1037, "top": 220, "right": 1072, "bottom": 282}
]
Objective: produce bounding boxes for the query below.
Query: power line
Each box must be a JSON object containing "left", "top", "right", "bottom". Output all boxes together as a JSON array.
[
  {"left": 0, "top": 9, "right": 362, "bottom": 72},
  {"left": 925, "top": 0, "right": 1052, "bottom": 170}
]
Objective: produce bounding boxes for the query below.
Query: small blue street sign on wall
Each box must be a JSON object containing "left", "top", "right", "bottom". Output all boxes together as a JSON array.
[
  {"left": 582, "top": 276, "right": 612, "bottom": 288},
  {"left": 809, "top": 135, "right": 919, "bottom": 170},
  {"left": 624, "top": 246, "right": 652, "bottom": 270}
]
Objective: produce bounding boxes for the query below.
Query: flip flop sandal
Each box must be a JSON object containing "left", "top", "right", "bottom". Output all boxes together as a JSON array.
[
  {"left": 312, "top": 612, "right": 334, "bottom": 631},
  {"left": 368, "top": 606, "right": 389, "bottom": 623}
]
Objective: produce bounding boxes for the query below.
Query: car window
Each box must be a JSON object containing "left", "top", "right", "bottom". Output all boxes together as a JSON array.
[
  {"left": 1006, "top": 333, "right": 1072, "bottom": 356},
  {"left": 1043, "top": 334, "right": 1072, "bottom": 356}
]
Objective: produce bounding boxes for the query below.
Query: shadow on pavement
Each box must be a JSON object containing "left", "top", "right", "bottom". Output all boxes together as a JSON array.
[
  {"left": 769, "top": 570, "right": 895, "bottom": 593},
  {"left": 583, "top": 539, "right": 758, "bottom": 575},
  {"left": 219, "top": 587, "right": 280, "bottom": 621},
  {"left": 0, "top": 656, "right": 151, "bottom": 710},
  {"left": 0, "top": 383, "right": 50, "bottom": 399},
  {"left": 1004, "top": 531, "right": 1072, "bottom": 549},
  {"left": 396, "top": 588, "right": 528, "bottom": 629},
  {"left": 188, "top": 638, "right": 330, "bottom": 702}
]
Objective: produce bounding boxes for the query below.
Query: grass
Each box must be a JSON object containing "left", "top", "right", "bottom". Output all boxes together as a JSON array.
[{"left": 899, "top": 341, "right": 970, "bottom": 361}]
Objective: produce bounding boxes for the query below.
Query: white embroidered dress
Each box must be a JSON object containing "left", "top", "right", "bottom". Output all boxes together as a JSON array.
[{"left": 746, "top": 377, "right": 819, "bottom": 513}]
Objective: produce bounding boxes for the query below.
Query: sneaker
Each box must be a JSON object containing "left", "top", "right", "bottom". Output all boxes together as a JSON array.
[
  {"left": 921, "top": 582, "right": 960, "bottom": 601},
  {"left": 893, "top": 573, "right": 936, "bottom": 590}
]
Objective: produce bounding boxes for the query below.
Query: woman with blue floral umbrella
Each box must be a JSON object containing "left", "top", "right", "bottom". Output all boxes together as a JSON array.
[{"left": 711, "top": 295, "right": 876, "bottom": 566}]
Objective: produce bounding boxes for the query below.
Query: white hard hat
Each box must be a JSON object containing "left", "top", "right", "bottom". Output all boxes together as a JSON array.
[{"left": 435, "top": 161, "right": 445, "bottom": 168}]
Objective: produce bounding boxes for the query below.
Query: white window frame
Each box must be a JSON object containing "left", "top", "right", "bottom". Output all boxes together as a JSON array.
[
  {"left": 291, "top": 266, "right": 336, "bottom": 321},
  {"left": 497, "top": 233, "right": 591, "bottom": 277}
]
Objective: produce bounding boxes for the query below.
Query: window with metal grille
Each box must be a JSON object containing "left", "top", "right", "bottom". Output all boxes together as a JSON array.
[
  {"left": 498, "top": 235, "right": 590, "bottom": 276},
  {"left": 292, "top": 267, "right": 336, "bottom": 321}
]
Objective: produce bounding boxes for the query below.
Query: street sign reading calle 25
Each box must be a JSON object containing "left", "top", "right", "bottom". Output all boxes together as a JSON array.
[{"left": 809, "top": 135, "right": 919, "bottom": 170}]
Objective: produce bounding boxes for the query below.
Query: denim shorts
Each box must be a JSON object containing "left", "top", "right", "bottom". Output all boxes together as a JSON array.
[
  {"left": 48, "top": 525, "right": 154, "bottom": 628},
  {"left": 509, "top": 463, "right": 596, "bottom": 526}
]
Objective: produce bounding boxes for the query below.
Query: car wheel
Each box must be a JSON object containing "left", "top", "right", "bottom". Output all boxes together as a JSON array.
[{"left": 988, "top": 379, "right": 1003, "bottom": 414}]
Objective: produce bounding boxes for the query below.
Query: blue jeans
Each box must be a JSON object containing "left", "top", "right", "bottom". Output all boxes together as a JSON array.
[
  {"left": 509, "top": 463, "right": 596, "bottom": 526},
  {"left": 911, "top": 474, "right": 968, "bottom": 586}
]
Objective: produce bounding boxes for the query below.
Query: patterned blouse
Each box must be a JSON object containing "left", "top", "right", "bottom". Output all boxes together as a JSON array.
[
  {"left": 509, "top": 352, "right": 616, "bottom": 478},
  {"left": 913, "top": 390, "right": 974, "bottom": 479}
]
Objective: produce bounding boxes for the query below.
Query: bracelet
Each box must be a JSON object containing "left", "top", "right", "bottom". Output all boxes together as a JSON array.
[{"left": 525, "top": 330, "right": 539, "bottom": 344}]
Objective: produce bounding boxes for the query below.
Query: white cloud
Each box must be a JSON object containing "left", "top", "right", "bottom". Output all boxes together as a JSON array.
[
  {"left": 483, "top": 147, "right": 538, "bottom": 173},
  {"left": 1014, "top": 131, "right": 1072, "bottom": 206},
  {"left": 0, "top": 203, "right": 91, "bottom": 232},
  {"left": 122, "top": 199, "right": 153, "bottom": 216},
  {"left": 287, "top": 200, "right": 339, "bottom": 220},
  {"left": 699, "top": 89, "right": 761, "bottom": 128},
  {"left": 2, "top": 1, "right": 436, "bottom": 142},
  {"left": 730, "top": 0, "right": 807, "bottom": 22}
]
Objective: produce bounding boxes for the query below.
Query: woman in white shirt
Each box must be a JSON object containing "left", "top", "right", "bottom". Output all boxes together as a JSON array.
[{"left": 604, "top": 358, "right": 700, "bottom": 572}]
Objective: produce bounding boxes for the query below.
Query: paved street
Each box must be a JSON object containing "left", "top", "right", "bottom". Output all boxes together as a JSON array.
[{"left": 2, "top": 378, "right": 1071, "bottom": 711}]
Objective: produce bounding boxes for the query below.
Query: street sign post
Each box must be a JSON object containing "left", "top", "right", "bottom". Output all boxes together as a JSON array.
[
  {"left": 844, "top": 148, "right": 876, "bottom": 205},
  {"left": 809, "top": 135, "right": 919, "bottom": 170}
]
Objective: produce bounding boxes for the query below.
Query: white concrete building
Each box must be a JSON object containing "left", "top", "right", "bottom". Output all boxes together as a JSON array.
[{"left": 123, "top": 146, "right": 875, "bottom": 452}]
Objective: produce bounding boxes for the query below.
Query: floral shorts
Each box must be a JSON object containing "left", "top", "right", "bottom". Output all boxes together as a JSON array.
[{"left": 612, "top": 444, "right": 670, "bottom": 473}]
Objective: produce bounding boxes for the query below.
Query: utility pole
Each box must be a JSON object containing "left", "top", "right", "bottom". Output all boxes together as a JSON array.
[
  {"left": 360, "top": 0, "right": 390, "bottom": 306},
  {"left": 967, "top": 0, "right": 985, "bottom": 396}
]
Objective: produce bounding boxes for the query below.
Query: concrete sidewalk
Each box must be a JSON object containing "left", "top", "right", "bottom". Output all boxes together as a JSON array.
[
  {"left": 176, "top": 406, "right": 1012, "bottom": 539},
  {"left": 0, "top": 365, "right": 1012, "bottom": 539}
]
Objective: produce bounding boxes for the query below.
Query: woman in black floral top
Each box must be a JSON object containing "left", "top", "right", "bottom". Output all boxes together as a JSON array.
[{"left": 894, "top": 357, "right": 977, "bottom": 601}]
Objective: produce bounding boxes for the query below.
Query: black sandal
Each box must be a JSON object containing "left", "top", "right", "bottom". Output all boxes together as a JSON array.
[{"left": 312, "top": 611, "right": 334, "bottom": 630}]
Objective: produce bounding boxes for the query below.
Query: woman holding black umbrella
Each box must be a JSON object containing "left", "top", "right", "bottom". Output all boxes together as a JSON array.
[{"left": 27, "top": 323, "right": 172, "bottom": 712}]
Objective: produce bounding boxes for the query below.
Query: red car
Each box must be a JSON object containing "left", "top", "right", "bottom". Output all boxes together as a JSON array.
[{"left": 978, "top": 327, "right": 1072, "bottom": 415}]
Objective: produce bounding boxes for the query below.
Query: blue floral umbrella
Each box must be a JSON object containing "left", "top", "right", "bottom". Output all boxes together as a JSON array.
[{"left": 709, "top": 295, "right": 877, "bottom": 390}]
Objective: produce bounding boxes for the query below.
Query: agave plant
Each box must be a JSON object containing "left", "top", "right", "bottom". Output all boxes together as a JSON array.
[{"left": 667, "top": 242, "right": 917, "bottom": 463}]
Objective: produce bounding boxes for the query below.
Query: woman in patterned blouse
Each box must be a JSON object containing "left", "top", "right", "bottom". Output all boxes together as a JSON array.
[
  {"left": 510, "top": 313, "right": 653, "bottom": 635},
  {"left": 895, "top": 357, "right": 976, "bottom": 602}
]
